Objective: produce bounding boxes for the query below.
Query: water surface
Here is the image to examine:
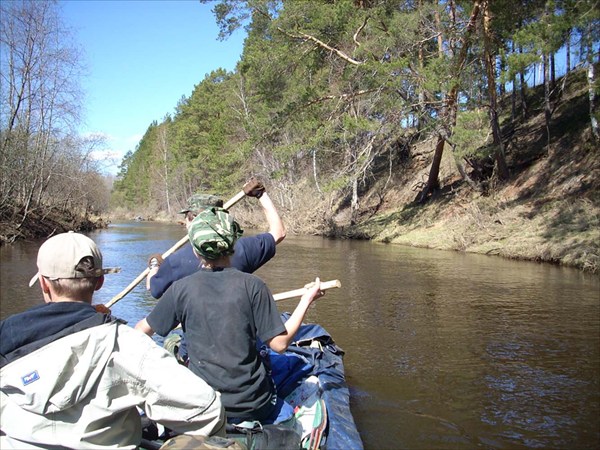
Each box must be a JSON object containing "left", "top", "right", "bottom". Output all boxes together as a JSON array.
[{"left": 1, "top": 222, "right": 598, "bottom": 449}]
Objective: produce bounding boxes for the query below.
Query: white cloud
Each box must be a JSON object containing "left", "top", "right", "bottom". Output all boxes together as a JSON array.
[{"left": 82, "top": 131, "right": 143, "bottom": 175}]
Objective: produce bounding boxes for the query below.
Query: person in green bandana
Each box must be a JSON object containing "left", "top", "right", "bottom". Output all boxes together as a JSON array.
[{"left": 135, "top": 207, "right": 324, "bottom": 425}]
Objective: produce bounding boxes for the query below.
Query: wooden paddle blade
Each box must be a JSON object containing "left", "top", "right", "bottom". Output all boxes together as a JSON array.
[{"left": 273, "top": 279, "right": 341, "bottom": 301}]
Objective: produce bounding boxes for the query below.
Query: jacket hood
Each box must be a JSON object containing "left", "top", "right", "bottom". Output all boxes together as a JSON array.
[{"left": 1, "top": 322, "right": 117, "bottom": 414}]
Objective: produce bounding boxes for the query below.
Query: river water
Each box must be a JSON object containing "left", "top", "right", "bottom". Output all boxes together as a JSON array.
[{"left": 1, "top": 221, "right": 599, "bottom": 449}]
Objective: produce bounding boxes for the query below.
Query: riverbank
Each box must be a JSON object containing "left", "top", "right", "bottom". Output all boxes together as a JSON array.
[
  {"left": 347, "top": 183, "right": 599, "bottom": 274},
  {"left": 335, "top": 87, "right": 599, "bottom": 274},
  {"left": 0, "top": 205, "right": 108, "bottom": 245},
  {"left": 7, "top": 143, "right": 597, "bottom": 275}
]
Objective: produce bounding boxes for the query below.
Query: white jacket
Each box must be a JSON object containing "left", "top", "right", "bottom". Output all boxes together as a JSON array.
[{"left": 0, "top": 321, "right": 224, "bottom": 449}]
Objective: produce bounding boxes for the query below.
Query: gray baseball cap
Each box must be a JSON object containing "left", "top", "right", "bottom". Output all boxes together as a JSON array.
[{"left": 29, "top": 232, "right": 119, "bottom": 287}]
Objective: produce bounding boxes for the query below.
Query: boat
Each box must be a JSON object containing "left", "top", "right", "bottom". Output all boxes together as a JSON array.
[
  {"left": 141, "top": 313, "right": 363, "bottom": 450},
  {"left": 260, "top": 312, "right": 363, "bottom": 450}
]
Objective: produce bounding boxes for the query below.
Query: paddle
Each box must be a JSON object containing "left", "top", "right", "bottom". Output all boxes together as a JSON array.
[
  {"left": 273, "top": 279, "right": 341, "bottom": 301},
  {"left": 105, "top": 190, "right": 247, "bottom": 308}
]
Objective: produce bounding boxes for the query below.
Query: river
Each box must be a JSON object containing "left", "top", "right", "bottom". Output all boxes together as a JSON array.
[{"left": 1, "top": 221, "right": 599, "bottom": 449}]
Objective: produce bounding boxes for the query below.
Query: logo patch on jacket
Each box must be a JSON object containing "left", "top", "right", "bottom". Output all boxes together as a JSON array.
[{"left": 21, "top": 370, "right": 40, "bottom": 385}]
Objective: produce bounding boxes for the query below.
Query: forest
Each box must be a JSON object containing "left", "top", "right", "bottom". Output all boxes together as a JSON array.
[{"left": 1, "top": 0, "right": 598, "bottom": 271}]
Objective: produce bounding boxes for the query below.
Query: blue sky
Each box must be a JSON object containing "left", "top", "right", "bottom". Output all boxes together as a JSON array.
[{"left": 61, "top": 0, "right": 246, "bottom": 175}]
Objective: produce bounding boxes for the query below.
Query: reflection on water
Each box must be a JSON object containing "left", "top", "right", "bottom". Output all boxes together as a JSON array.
[{"left": 1, "top": 222, "right": 599, "bottom": 449}]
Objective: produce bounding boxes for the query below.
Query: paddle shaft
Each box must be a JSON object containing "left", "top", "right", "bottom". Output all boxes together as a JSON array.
[
  {"left": 273, "top": 279, "right": 341, "bottom": 301},
  {"left": 105, "top": 190, "right": 247, "bottom": 308}
]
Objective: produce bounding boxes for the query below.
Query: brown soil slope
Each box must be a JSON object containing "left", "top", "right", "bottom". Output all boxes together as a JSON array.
[{"left": 339, "top": 70, "right": 599, "bottom": 273}]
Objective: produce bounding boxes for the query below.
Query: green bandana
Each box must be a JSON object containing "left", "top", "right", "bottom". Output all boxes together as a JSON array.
[{"left": 187, "top": 207, "right": 243, "bottom": 260}]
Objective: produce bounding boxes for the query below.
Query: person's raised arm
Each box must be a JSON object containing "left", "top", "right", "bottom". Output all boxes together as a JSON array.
[
  {"left": 268, "top": 277, "right": 323, "bottom": 353},
  {"left": 259, "top": 192, "right": 286, "bottom": 244},
  {"left": 243, "top": 177, "right": 286, "bottom": 244}
]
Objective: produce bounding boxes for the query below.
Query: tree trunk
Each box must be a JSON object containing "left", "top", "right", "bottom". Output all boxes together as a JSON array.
[
  {"left": 435, "top": 9, "right": 443, "bottom": 58},
  {"left": 499, "top": 54, "right": 506, "bottom": 96},
  {"left": 510, "top": 41, "right": 516, "bottom": 121},
  {"left": 416, "top": 135, "right": 444, "bottom": 203},
  {"left": 566, "top": 29, "right": 571, "bottom": 73},
  {"left": 453, "top": 151, "right": 480, "bottom": 192},
  {"left": 312, "top": 149, "right": 322, "bottom": 194},
  {"left": 350, "top": 177, "right": 358, "bottom": 225},
  {"left": 416, "top": 0, "right": 483, "bottom": 202},
  {"left": 588, "top": 52, "right": 599, "bottom": 141},
  {"left": 417, "top": 19, "right": 425, "bottom": 132},
  {"left": 544, "top": 51, "right": 552, "bottom": 149},
  {"left": 550, "top": 52, "right": 556, "bottom": 87},
  {"left": 160, "top": 126, "right": 172, "bottom": 215},
  {"left": 482, "top": 0, "right": 509, "bottom": 180},
  {"left": 519, "top": 46, "right": 528, "bottom": 118}
]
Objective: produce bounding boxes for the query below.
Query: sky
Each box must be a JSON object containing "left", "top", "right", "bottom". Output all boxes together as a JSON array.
[{"left": 60, "top": 0, "right": 246, "bottom": 175}]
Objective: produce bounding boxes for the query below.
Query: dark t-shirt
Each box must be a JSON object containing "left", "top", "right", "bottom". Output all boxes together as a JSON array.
[
  {"left": 149, "top": 233, "right": 276, "bottom": 299},
  {"left": 146, "top": 267, "right": 286, "bottom": 419},
  {"left": 0, "top": 302, "right": 98, "bottom": 355}
]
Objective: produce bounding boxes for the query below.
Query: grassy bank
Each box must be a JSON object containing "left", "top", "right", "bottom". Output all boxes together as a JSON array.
[{"left": 353, "top": 190, "right": 598, "bottom": 273}]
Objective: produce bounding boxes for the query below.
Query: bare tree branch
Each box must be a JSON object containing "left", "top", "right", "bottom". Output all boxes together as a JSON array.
[
  {"left": 277, "top": 27, "right": 364, "bottom": 65},
  {"left": 353, "top": 16, "right": 369, "bottom": 47}
]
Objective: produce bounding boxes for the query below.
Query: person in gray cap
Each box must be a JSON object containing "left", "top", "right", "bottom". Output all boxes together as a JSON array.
[
  {"left": 0, "top": 232, "right": 225, "bottom": 449},
  {"left": 145, "top": 177, "right": 286, "bottom": 298}
]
